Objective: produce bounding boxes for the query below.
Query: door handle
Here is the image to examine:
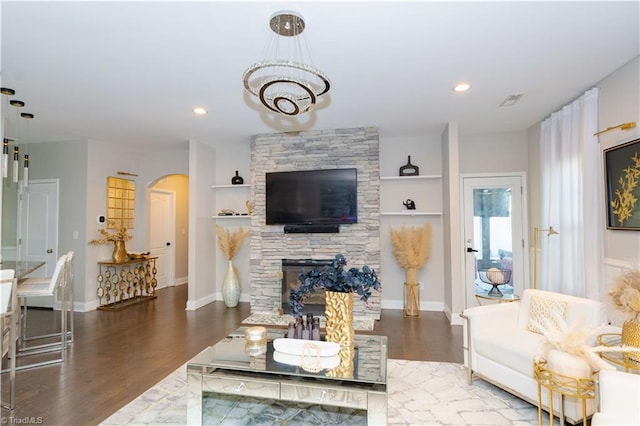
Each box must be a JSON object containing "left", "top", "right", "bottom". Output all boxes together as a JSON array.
[
  {"left": 466, "top": 247, "right": 478, "bottom": 253},
  {"left": 46, "top": 249, "right": 53, "bottom": 253},
  {"left": 166, "top": 242, "right": 171, "bottom": 246}
]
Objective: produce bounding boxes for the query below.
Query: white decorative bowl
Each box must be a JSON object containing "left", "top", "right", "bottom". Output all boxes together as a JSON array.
[
  {"left": 272, "top": 338, "right": 340, "bottom": 357},
  {"left": 273, "top": 350, "right": 340, "bottom": 371}
]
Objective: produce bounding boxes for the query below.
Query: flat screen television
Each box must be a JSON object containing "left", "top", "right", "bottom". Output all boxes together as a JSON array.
[{"left": 266, "top": 168, "right": 357, "bottom": 225}]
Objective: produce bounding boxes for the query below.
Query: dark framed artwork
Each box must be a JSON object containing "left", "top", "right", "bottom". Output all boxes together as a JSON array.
[{"left": 604, "top": 137, "right": 640, "bottom": 230}]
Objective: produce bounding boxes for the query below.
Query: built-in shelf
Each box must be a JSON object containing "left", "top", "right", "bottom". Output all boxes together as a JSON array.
[
  {"left": 380, "top": 175, "right": 441, "bottom": 181},
  {"left": 211, "top": 215, "right": 251, "bottom": 220},
  {"left": 380, "top": 211, "right": 443, "bottom": 216},
  {"left": 211, "top": 184, "right": 250, "bottom": 189}
]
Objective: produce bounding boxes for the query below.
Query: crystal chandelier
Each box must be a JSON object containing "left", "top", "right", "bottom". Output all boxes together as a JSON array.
[{"left": 242, "top": 11, "right": 330, "bottom": 116}]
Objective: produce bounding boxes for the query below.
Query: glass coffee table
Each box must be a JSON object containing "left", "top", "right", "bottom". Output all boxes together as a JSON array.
[{"left": 187, "top": 327, "right": 388, "bottom": 425}]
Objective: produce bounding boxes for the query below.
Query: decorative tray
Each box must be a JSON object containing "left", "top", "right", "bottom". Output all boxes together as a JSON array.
[{"left": 272, "top": 338, "right": 340, "bottom": 357}]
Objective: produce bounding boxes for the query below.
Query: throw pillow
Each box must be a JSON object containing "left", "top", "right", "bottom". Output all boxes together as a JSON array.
[{"left": 527, "top": 296, "right": 568, "bottom": 334}]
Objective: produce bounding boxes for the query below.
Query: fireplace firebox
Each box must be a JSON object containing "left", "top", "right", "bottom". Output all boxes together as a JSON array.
[{"left": 281, "top": 259, "right": 332, "bottom": 315}]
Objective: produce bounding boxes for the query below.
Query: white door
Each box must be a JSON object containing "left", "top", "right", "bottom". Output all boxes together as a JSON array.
[
  {"left": 148, "top": 189, "right": 175, "bottom": 288},
  {"left": 18, "top": 179, "right": 59, "bottom": 307},
  {"left": 18, "top": 179, "right": 59, "bottom": 275},
  {"left": 463, "top": 175, "right": 527, "bottom": 309}
]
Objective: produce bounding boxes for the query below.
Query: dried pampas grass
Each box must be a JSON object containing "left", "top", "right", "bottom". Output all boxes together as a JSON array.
[
  {"left": 609, "top": 269, "right": 640, "bottom": 320},
  {"left": 216, "top": 225, "right": 250, "bottom": 260},
  {"left": 389, "top": 224, "right": 432, "bottom": 270}
]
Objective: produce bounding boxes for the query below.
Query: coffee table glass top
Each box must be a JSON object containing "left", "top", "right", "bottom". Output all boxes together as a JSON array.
[{"left": 188, "top": 327, "right": 387, "bottom": 385}]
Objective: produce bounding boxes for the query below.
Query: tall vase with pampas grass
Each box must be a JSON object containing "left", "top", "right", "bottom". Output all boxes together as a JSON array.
[
  {"left": 216, "top": 225, "right": 250, "bottom": 308},
  {"left": 390, "top": 224, "right": 432, "bottom": 317}
]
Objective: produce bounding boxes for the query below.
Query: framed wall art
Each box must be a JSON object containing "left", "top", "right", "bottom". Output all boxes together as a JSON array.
[{"left": 604, "top": 137, "right": 640, "bottom": 230}]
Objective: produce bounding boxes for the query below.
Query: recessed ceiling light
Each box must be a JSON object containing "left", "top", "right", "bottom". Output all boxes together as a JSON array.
[
  {"left": 453, "top": 83, "right": 471, "bottom": 92},
  {"left": 192, "top": 107, "right": 207, "bottom": 115}
]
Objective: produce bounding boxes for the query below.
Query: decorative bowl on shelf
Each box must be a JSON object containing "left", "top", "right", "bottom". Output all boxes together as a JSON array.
[{"left": 127, "top": 252, "right": 150, "bottom": 260}]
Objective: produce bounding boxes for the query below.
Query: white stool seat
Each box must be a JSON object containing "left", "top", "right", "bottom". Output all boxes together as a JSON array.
[{"left": 14, "top": 280, "right": 52, "bottom": 297}]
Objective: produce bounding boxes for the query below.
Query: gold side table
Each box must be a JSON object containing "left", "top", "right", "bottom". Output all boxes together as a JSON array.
[
  {"left": 475, "top": 291, "right": 520, "bottom": 305},
  {"left": 533, "top": 359, "right": 596, "bottom": 426},
  {"left": 597, "top": 333, "right": 640, "bottom": 373}
]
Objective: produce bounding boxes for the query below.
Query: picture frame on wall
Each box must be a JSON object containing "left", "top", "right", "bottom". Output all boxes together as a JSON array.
[{"left": 604, "top": 137, "right": 640, "bottom": 230}]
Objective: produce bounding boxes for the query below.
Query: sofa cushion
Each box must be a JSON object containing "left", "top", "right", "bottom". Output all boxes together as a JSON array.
[
  {"left": 546, "top": 349, "right": 592, "bottom": 378},
  {"left": 517, "top": 289, "right": 607, "bottom": 332},
  {"left": 527, "top": 295, "right": 567, "bottom": 334},
  {"left": 474, "top": 327, "right": 546, "bottom": 377}
]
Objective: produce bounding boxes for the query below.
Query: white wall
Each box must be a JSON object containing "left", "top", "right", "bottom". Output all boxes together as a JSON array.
[
  {"left": 187, "top": 139, "right": 217, "bottom": 310},
  {"left": 210, "top": 140, "right": 251, "bottom": 302},
  {"left": 598, "top": 56, "right": 640, "bottom": 268},
  {"left": 379, "top": 132, "right": 445, "bottom": 311},
  {"left": 459, "top": 131, "right": 528, "bottom": 173},
  {"left": 85, "top": 139, "right": 142, "bottom": 311},
  {"left": 441, "top": 122, "right": 464, "bottom": 324}
]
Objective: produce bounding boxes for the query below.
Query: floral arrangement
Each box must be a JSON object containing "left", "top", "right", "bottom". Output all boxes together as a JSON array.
[
  {"left": 609, "top": 268, "right": 640, "bottom": 321},
  {"left": 89, "top": 226, "right": 132, "bottom": 244},
  {"left": 215, "top": 225, "right": 250, "bottom": 261},
  {"left": 289, "top": 254, "right": 381, "bottom": 316}
]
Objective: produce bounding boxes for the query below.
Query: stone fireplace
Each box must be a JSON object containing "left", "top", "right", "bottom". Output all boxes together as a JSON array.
[{"left": 249, "top": 127, "right": 381, "bottom": 320}]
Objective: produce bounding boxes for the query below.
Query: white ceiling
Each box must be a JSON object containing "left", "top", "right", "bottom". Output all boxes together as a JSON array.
[{"left": 1, "top": 1, "right": 639, "bottom": 151}]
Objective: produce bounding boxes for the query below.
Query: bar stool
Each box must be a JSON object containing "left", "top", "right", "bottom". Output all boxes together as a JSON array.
[
  {"left": 0, "top": 270, "right": 17, "bottom": 411},
  {"left": 64, "top": 251, "right": 74, "bottom": 344},
  {"left": 16, "top": 254, "right": 68, "bottom": 370}
]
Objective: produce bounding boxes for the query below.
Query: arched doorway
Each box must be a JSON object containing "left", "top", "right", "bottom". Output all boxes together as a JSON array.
[{"left": 147, "top": 174, "right": 188, "bottom": 289}]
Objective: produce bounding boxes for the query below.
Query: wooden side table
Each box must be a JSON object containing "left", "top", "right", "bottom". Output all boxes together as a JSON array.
[
  {"left": 96, "top": 257, "right": 158, "bottom": 310},
  {"left": 533, "top": 358, "right": 596, "bottom": 426}
]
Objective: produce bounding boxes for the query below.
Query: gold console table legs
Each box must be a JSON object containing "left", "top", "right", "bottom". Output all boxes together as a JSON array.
[{"left": 96, "top": 257, "right": 158, "bottom": 310}]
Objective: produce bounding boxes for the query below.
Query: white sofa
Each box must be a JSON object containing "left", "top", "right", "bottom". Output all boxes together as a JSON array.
[
  {"left": 462, "top": 289, "right": 609, "bottom": 424},
  {"left": 592, "top": 369, "right": 640, "bottom": 425}
]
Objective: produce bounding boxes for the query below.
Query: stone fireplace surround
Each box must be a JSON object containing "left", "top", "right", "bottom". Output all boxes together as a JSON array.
[
  {"left": 249, "top": 127, "right": 381, "bottom": 320},
  {"left": 281, "top": 258, "right": 333, "bottom": 315}
]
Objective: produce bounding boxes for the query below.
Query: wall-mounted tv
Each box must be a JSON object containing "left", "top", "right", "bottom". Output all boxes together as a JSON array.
[{"left": 266, "top": 168, "right": 357, "bottom": 225}]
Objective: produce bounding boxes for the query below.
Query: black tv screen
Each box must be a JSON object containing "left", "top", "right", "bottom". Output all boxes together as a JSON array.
[{"left": 266, "top": 168, "right": 357, "bottom": 225}]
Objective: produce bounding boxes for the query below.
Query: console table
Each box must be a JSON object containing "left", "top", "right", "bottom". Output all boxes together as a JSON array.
[
  {"left": 96, "top": 257, "right": 158, "bottom": 310},
  {"left": 187, "top": 327, "right": 388, "bottom": 425}
]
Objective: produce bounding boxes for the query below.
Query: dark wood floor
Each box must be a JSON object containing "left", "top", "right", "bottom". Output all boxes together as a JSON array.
[{"left": 1, "top": 285, "right": 463, "bottom": 425}]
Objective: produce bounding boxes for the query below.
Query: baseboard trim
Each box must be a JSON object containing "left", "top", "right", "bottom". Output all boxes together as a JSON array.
[{"left": 381, "top": 299, "right": 444, "bottom": 312}]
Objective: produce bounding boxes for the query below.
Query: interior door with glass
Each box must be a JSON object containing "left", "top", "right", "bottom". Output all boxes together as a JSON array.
[{"left": 463, "top": 175, "right": 526, "bottom": 308}]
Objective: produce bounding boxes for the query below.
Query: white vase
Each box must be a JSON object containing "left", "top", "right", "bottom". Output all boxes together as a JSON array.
[{"left": 222, "top": 259, "right": 240, "bottom": 307}]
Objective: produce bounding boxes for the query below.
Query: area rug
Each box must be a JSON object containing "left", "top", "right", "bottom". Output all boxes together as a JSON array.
[
  {"left": 241, "top": 312, "right": 375, "bottom": 331},
  {"left": 101, "top": 359, "right": 544, "bottom": 425}
]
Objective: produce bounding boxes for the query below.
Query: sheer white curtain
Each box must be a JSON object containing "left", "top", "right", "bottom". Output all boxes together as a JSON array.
[{"left": 540, "top": 87, "right": 603, "bottom": 298}]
